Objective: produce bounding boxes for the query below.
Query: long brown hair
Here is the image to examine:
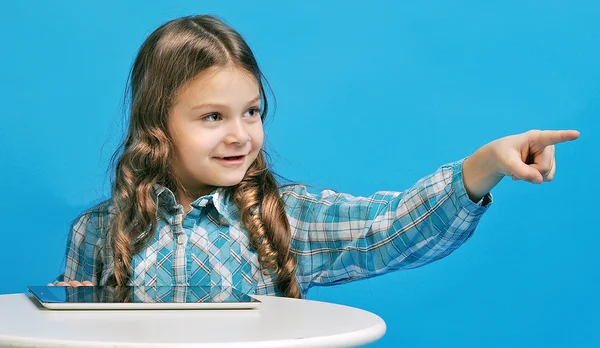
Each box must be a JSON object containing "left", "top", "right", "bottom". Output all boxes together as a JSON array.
[{"left": 105, "top": 14, "right": 301, "bottom": 298}]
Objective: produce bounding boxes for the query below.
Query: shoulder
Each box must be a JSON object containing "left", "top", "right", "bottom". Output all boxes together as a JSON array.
[
  {"left": 278, "top": 183, "right": 371, "bottom": 210},
  {"left": 68, "top": 198, "right": 116, "bottom": 240},
  {"left": 278, "top": 183, "right": 398, "bottom": 205},
  {"left": 278, "top": 184, "right": 325, "bottom": 204}
]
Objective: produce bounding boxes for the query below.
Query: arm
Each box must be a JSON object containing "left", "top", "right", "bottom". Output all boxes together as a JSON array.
[
  {"left": 282, "top": 157, "right": 492, "bottom": 295},
  {"left": 53, "top": 211, "right": 104, "bottom": 285},
  {"left": 462, "top": 145, "right": 504, "bottom": 203}
]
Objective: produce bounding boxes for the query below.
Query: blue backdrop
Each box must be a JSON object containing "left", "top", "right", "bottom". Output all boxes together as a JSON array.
[{"left": 1, "top": 1, "right": 598, "bottom": 347}]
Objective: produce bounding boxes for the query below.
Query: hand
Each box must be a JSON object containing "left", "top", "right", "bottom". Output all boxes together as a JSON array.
[
  {"left": 47, "top": 281, "right": 94, "bottom": 287},
  {"left": 462, "top": 129, "right": 580, "bottom": 202},
  {"left": 489, "top": 129, "right": 580, "bottom": 184}
]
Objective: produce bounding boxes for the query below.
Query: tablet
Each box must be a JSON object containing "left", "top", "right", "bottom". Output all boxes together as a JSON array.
[{"left": 28, "top": 285, "right": 261, "bottom": 310}]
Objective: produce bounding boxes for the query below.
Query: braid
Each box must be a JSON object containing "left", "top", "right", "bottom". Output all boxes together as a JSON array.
[
  {"left": 231, "top": 152, "right": 302, "bottom": 298},
  {"left": 106, "top": 136, "right": 166, "bottom": 287}
]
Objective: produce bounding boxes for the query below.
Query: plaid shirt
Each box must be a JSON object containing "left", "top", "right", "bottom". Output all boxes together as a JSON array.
[{"left": 55, "top": 157, "right": 492, "bottom": 297}]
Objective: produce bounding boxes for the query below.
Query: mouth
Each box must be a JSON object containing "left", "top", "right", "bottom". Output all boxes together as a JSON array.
[
  {"left": 218, "top": 155, "right": 246, "bottom": 161},
  {"left": 216, "top": 155, "right": 246, "bottom": 161},
  {"left": 214, "top": 155, "right": 247, "bottom": 166}
]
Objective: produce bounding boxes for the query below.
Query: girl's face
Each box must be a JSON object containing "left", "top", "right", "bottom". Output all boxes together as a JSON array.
[{"left": 167, "top": 66, "right": 265, "bottom": 198}]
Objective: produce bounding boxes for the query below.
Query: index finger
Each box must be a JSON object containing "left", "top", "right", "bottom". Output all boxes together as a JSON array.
[{"left": 532, "top": 129, "right": 580, "bottom": 147}]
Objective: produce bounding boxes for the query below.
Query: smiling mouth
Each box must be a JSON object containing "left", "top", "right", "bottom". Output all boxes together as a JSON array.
[{"left": 219, "top": 155, "right": 245, "bottom": 160}]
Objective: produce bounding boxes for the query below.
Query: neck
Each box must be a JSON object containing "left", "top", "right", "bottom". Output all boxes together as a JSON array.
[{"left": 176, "top": 186, "right": 217, "bottom": 213}]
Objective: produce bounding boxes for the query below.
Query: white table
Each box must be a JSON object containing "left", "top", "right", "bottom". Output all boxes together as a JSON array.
[{"left": 0, "top": 292, "right": 386, "bottom": 347}]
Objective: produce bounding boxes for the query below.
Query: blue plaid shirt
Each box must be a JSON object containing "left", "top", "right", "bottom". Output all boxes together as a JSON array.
[{"left": 55, "top": 157, "right": 492, "bottom": 297}]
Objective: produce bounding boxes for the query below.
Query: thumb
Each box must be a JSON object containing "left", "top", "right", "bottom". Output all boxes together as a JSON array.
[{"left": 509, "top": 158, "right": 543, "bottom": 184}]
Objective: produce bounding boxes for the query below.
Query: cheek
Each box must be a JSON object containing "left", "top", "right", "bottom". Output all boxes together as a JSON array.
[
  {"left": 177, "top": 132, "right": 217, "bottom": 163},
  {"left": 251, "top": 124, "right": 265, "bottom": 149},
  {"left": 252, "top": 135, "right": 264, "bottom": 150}
]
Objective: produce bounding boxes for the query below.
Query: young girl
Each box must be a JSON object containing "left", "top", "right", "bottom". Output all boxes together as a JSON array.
[{"left": 50, "top": 14, "right": 579, "bottom": 299}]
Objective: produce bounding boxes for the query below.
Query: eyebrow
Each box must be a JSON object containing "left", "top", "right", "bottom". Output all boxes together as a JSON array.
[{"left": 190, "top": 96, "right": 261, "bottom": 110}]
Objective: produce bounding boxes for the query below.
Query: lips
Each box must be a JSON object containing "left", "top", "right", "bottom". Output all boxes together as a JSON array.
[
  {"left": 214, "top": 155, "right": 246, "bottom": 167},
  {"left": 217, "top": 155, "right": 246, "bottom": 160}
]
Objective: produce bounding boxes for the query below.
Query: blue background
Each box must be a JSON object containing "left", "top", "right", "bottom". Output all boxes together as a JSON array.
[{"left": 1, "top": 1, "right": 598, "bottom": 347}]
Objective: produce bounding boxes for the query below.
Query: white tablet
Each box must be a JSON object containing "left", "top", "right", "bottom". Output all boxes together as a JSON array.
[{"left": 28, "top": 285, "right": 261, "bottom": 310}]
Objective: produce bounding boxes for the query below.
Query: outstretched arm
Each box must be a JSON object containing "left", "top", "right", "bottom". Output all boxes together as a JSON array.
[{"left": 283, "top": 158, "right": 492, "bottom": 295}]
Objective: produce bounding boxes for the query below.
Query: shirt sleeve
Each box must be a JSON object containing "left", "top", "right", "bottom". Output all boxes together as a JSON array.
[
  {"left": 53, "top": 211, "right": 104, "bottom": 285},
  {"left": 281, "top": 157, "right": 493, "bottom": 295}
]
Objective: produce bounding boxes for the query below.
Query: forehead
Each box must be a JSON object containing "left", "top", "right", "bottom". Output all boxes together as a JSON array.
[{"left": 173, "top": 66, "right": 260, "bottom": 106}]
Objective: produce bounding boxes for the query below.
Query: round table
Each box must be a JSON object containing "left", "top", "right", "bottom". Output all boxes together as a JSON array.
[{"left": 0, "top": 292, "right": 386, "bottom": 347}]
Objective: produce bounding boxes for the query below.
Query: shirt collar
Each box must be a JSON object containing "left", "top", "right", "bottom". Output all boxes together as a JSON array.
[{"left": 151, "top": 184, "right": 236, "bottom": 225}]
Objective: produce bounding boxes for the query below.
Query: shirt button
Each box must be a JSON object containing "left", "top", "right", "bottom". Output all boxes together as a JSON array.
[
  {"left": 177, "top": 235, "right": 185, "bottom": 245},
  {"left": 219, "top": 216, "right": 229, "bottom": 226}
]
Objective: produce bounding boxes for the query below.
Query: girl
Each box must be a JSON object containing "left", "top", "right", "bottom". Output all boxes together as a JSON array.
[{"left": 50, "top": 14, "right": 579, "bottom": 299}]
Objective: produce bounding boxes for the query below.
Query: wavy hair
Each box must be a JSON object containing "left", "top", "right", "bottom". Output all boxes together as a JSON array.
[{"left": 105, "top": 15, "right": 301, "bottom": 298}]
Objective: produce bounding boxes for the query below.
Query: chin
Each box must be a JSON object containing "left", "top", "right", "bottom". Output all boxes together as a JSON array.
[{"left": 216, "top": 177, "right": 246, "bottom": 187}]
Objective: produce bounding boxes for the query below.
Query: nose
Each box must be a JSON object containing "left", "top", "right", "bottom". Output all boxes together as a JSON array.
[{"left": 224, "top": 118, "right": 250, "bottom": 145}]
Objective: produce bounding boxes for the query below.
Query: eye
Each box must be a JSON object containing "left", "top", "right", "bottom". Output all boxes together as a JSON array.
[
  {"left": 202, "top": 113, "right": 221, "bottom": 122},
  {"left": 244, "top": 107, "right": 261, "bottom": 118}
]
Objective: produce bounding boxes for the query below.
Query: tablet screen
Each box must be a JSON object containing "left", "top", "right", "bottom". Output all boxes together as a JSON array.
[{"left": 28, "top": 285, "right": 259, "bottom": 304}]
